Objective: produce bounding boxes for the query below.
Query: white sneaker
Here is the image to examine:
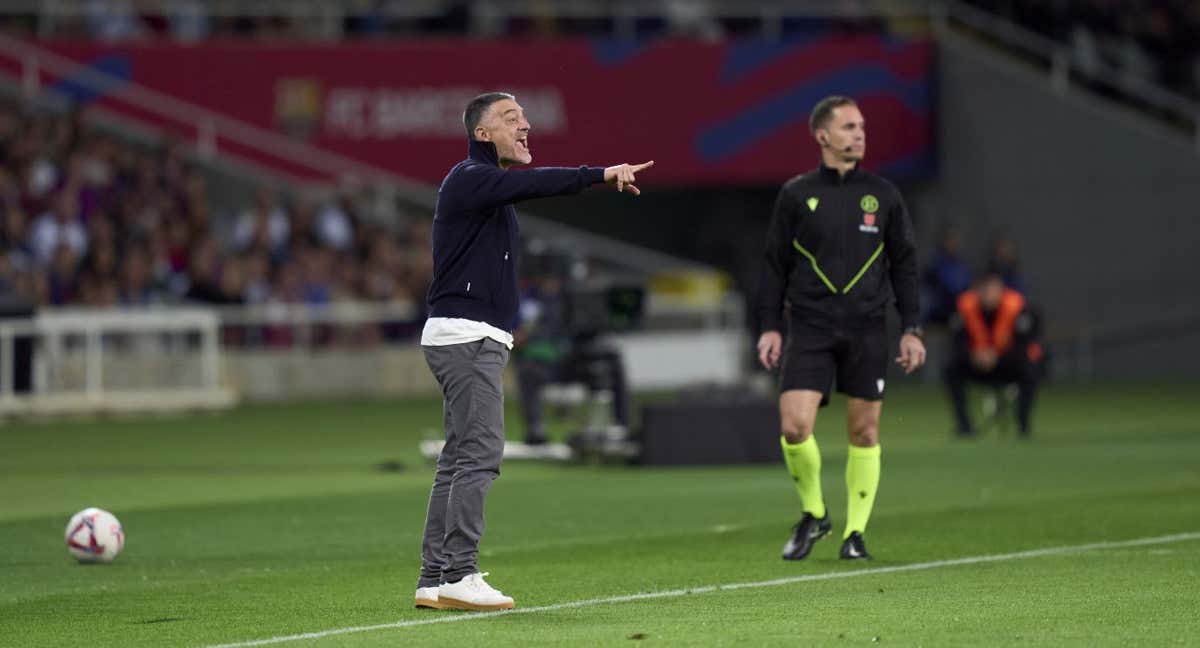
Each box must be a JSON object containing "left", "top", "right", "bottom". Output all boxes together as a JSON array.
[
  {"left": 437, "top": 572, "right": 515, "bottom": 611},
  {"left": 414, "top": 586, "right": 443, "bottom": 610}
]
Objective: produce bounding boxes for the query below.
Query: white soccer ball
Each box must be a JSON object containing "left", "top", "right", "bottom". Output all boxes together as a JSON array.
[{"left": 65, "top": 508, "right": 125, "bottom": 563}]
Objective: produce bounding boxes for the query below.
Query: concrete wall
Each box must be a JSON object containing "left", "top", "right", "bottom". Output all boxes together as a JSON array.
[{"left": 910, "top": 32, "right": 1200, "bottom": 376}]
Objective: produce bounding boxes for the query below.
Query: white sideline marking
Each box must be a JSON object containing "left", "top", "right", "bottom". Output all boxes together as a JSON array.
[{"left": 203, "top": 531, "right": 1200, "bottom": 648}]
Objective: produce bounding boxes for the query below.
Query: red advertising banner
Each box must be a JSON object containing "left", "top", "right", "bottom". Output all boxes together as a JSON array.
[{"left": 19, "top": 36, "right": 934, "bottom": 186}]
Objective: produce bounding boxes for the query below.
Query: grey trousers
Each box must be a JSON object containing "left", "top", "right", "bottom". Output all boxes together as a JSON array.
[{"left": 418, "top": 338, "right": 509, "bottom": 587}]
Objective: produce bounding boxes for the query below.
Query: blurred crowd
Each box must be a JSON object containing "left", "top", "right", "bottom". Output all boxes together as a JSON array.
[
  {"left": 4, "top": 1, "right": 1192, "bottom": 107},
  {"left": 5, "top": 0, "right": 1198, "bottom": 103},
  {"left": 966, "top": 0, "right": 1200, "bottom": 100},
  {"left": 0, "top": 102, "right": 433, "bottom": 320},
  {"left": 0, "top": 0, "right": 889, "bottom": 42}
]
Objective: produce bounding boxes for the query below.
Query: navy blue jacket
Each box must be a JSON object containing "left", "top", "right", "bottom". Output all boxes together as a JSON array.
[{"left": 426, "top": 140, "right": 606, "bottom": 332}]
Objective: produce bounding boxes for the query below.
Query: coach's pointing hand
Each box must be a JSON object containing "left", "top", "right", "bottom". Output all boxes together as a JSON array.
[{"left": 604, "top": 161, "right": 654, "bottom": 195}]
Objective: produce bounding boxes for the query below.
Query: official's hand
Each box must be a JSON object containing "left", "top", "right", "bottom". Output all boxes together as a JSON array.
[
  {"left": 895, "top": 333, "right": 926, "bottom": 374},
  {"left": 757, "top": 331, "right": 783, "bottom": 370},
  {"left": 970, "top": 348, "right": 998, "bottom": 372},
  {"left": 604, "top": 160, "right": 654, "bottom": 195}
]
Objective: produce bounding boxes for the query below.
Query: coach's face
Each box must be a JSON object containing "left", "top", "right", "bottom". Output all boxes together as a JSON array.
[
  {"left": 818, "top": 104, "right": 866, "bottom": 162},
  {"left": 475, "top": 98, "right": 532, "bottom": 168}
]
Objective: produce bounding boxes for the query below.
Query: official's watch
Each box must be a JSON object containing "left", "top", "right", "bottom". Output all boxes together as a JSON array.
[{"left": 902, "top": 325, "right": 925, "bottom": 339}]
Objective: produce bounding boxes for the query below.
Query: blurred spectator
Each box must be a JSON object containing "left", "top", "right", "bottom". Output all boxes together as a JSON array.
[
  {"left": 167, "top": 0, "right": 211, "bottom": 42},
  {"left": 214, "top": 256, "right": 246, "bottom": 305},
  {"left": 297, "top": 245, "right": 334, "bottom": 305},
  {"left": 117, "top": 244, "right": 154, "bottom": 305},
  {"left": 1, "top": 205, "right": 32, "bottom": 261},
  {"left": 240, "top": 251, "right": 272, "bottom": 304},
  {"left": 944, "top": 272, "right": 1043, "bottom": 438},
  {"left": 79, "top": 234, "right": 119, "bottom": 299},
  {"left": 361, "top": 233, "right": 402, "bottom": 302},
  {"left": 86, "top": 0, "right": 145, "bottom": 42},
  {"left": 232, "top": 188, "right": 290, "bottom": 258},
  {"left": 77, "top": 268, "right": 118, "bottom": 307},
  {"left": 23, "top": 154, "right": 60, "bottom": 208},
  {"left": 665, "top": 0, "right": 724, "bottom": 41},
  {"left": 28, "top": 191, "right": 87, "bottom": 264},
  {"left": 158, "top": 217, "right": 192, "bottom": 280},
  {"left": 314, "top": 192, "right": 358, "bottom": 251},
  {"left": 330, "top": 253, "right": 362, "bottom": 302},
  {"left": 987, "top": 235, "right": 1026, "bottom": 295},
  {"left": 1069, "top": 23, "right": 1102, "bottom": 80},
  {"left": 922, "top": 227, "right": 972, "bottom": 326},
  {"left": 46, "top": 244, "right": 81, "bottom": 305},
  {"left": 183, "top": 236, "right": 226, "bottom": 304},
  {"left": 342, "top": 0, "right": 386, "bottom": 37},
  {"left": 268, "top": 259, "right": 304, "bottom": 305}
]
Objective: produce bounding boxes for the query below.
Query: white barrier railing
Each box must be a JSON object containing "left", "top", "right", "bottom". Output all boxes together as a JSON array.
[
  {"left": 0, "top": 308, "right": 235, "bottom": 417},
  {"left": 0, "top": 294, "right": 744, "bottom": 415}
]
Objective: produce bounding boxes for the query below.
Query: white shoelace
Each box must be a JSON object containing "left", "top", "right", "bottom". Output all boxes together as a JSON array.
[{"left": 464, "top": 572, "right": 504, "bottom": 595}]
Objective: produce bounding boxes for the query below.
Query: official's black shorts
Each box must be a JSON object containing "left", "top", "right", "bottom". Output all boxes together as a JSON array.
[{"left": 780, "top": 320, "right": 888, "bottom": 404}]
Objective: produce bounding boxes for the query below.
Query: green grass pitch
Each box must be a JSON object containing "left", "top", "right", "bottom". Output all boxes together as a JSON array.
[{"left": 2, "top": 383, "right": 1198, "bottom": 647}]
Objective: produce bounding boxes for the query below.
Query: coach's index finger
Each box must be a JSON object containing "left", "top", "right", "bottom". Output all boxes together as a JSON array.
[{"left": 631, "top": 161, "right": 655, "bottom": 172}]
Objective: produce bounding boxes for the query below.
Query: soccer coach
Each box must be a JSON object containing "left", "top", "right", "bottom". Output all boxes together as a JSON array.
[
  {"left": 414, "top": 92, "right": 652, "bottom": 612},
  {"left": 757, "top": 96, "right": 925, "bottom": 562}
]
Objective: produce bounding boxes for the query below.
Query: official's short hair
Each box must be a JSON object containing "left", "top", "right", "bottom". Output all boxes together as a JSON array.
[
  {"left": 464, "top": 92, "right": 516, "bottom": 138},
  {"left": 809, "top": 96, "right": 857, "bottom": 134}
]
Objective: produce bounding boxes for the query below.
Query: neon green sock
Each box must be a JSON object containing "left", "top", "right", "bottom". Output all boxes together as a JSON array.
[
  {"left": 844, "top": 444, "right": 881, "bottom": 539},
  {"left": 780, "top": 436, "right": 826, "bottom": 518}
]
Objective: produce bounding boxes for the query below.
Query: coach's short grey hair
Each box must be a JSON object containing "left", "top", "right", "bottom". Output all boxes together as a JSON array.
[{"left": 464, "top": 92, "right": 516, "bottom": 138}]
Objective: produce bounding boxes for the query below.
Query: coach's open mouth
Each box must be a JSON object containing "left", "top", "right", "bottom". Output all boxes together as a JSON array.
[{"left": 516, "top": 136, "right": 529, "bottom": 153}]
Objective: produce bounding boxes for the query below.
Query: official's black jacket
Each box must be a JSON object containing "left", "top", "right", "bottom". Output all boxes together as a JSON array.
[
  {"left": 757, "top": 163, "right": 919, "bottom": 333},
  {"left": 426, "top": 140, "right": 606, "bottom": 332}
]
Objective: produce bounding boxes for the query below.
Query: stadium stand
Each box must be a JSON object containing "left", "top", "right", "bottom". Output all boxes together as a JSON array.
[
  {"left": 0, "top": 96, "right": 437, "bottom": 351},
  {"left": 961, "top": 0, "right": 1200, "bottom": 101},
  {"left": 0, "top": 0, "right": 1195, "bottom": 412}
]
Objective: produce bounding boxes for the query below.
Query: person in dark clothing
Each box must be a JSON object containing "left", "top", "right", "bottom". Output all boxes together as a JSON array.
[
  {"left": 757, "top": 95, "right": 925, "bottom": 563},
  {"left": 922, "top": 227, "right": 972, "bottom": 326},
  {"left": 987, "top": 235, "right": 1026, "bottom": 295},
  {"left": 514, "top": 271, "right": 630, "bottom": 444},
  {"left": 414, "top": 91, "right": 653, "bottom": 612},
  {"left": 944, "top": 271, "right": 1043, "bottom": 438}
]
